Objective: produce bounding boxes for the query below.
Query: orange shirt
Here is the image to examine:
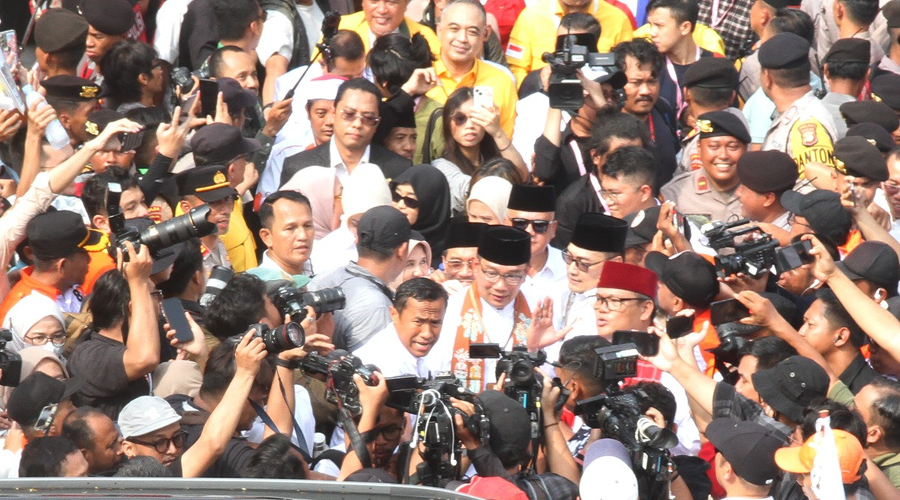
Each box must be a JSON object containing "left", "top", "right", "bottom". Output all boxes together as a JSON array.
[
  {"left": 0, "top": 267, "right": 79, "bottom": 322},
  {"left": 83, "top": 250, "right": 116, "bottom": 295},
  {"left": 692, "top": 308, "right": 720, "bottom": 378}
]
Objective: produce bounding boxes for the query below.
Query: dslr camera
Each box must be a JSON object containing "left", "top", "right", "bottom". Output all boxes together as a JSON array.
[
  {"left": 701, "top": 219, "right": 778, "bottom": 278},
  {"left": 244, "top": 321, "right": 306, "bottom": 354},
  {"left": 541, "top": 33, "right": 617, "bottom": 111},
  {"left": 271, "top": 285, "right": 345, "bottom": 341},
  {"left": 0, "top": 329, "right": 21, "bottom": 387},
  {"left": 299, "top": 350, "right": 377, "bottom": 416},
  {"left": 107, "top": 183, "right": 216, "bottom": 259}
]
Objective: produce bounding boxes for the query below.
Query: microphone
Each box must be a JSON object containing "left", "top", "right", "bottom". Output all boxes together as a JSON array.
[{"left": 580, "top": 439, "right": 639, "bottom": 500}]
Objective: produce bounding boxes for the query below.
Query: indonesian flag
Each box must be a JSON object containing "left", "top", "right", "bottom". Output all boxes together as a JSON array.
[
  {"left": 810, "top": 414, "right": 846, "bottom": 500},
  {"left": 506, "top": 43, "right": 524, "bottom": 59}
]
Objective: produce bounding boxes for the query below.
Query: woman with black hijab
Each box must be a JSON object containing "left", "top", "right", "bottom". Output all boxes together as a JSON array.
[{"left": 391, "top": 164, "right": 451, "bottom": 267}]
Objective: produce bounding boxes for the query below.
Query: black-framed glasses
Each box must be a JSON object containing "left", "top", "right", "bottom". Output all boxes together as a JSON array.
[
  {"left": 366, "top": 425, "right": 402, "bottom": 443},
  {"left": 562, "top": 249, "right": 605, "bottom": 273},
  {"left": 392, "top": 191, "right": 420, "bottom": 209},
  {"left": 593, "top": 295, "right": 645, "bottom": 312},
  {"left": 510, "top": 218, "right": 552, "bottom": 234},
  {"left": 338, "top": 108, "right": 380, "bottom": 127},
  {"left": 128, "top": 430, "right": 188, "bottom": 454},
  {"left": 480, "top": 267, "right": 527, "bottom": 286}
]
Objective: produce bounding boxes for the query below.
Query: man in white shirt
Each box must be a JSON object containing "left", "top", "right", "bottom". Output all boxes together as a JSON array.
[
  {"left": 258, "top": 0, "right": 328, "bottom": 103},
  {"left": 355, "top": 278, "right": 449, "bottom": 377},
  {"left": 433, "top": 221, "right": 487, "bottom": 296},
  {"left": 253, "top": 190, "right": 316, "bottom": 278},
  {"left": 504, "top": 184, "right": 567, "bottom": 306}
]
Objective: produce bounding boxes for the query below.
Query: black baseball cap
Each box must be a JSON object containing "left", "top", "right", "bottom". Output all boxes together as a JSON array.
[
  {"left": 27, "top": 210, "right": 103, "bottom": 261},
  {"left": 357, "top": 206, "right": 411, "bottom": 254},
  {"left": 836, "top": 241, "right": 900, "bottom": 295},
  {"left": 623, "top": 206, "right": 661, "bottom": 248},
  {"left": 780, "top": 190, "right": 852, "bottom": 246},
  {"left": 7, "top": 372, "right": 84, "bottom": 428},
  {"left": 190, "top": 123, "right": 260, "bottom": 166},
  {"left": 176, "top": 165, "right": 237, "bottom": 203},
  {"left": 645, "top": 251, "right": 718, "bottom": 307},
  {"left": 705, "top": 418, "right": 784, "bottom": 486},
  {"left": 479, "top": 390, "right": 532, "bottom": 458},
  {"left": 217, "top": 77, "right": 257, "bottom": 114},
  {"left": 751, "top": 355, "right": 829, "bottom": 422}
]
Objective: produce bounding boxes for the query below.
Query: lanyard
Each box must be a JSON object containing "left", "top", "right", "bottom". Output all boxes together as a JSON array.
[
  {"left": 569, "top": 136, "right": 586, "bottom": 176},
  {"left": 665, "top": 46, "right": 702, "bottom": 114},
  {"left": 589, "top": 173, "right": 610, "bottom": 212},
  {"left": 709, "top": 0, "right": 734, "bottom": 28},
  {"left": 647, "top": 115, "right": 656, "bottom": 142}
]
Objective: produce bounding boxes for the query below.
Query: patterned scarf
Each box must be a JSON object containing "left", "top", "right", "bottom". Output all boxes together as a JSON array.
[{"left": 452, "top": 285, "right": 531, "bottom": 393}]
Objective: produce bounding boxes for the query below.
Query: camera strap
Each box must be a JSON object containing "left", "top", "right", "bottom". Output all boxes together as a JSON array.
[
  {"left": 249, "top": 376, "right": 312, "bottom": 462},
  {"left": 337, "top": 406, "right": 374, "bottom": 469},
  {"left": 343, "top": 267, "right": 394, "bottom": 301}
]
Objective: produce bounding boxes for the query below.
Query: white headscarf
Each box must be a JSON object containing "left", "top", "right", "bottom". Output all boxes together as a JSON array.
[
  {"left": 466, "top": 176, "right": 513, "bottom": 223},
  {"left": 341, "top": 163, "right": 392, "bottom": 224},
  {"left": 1, "top": 293, "right": 66, "bottom": 354}
]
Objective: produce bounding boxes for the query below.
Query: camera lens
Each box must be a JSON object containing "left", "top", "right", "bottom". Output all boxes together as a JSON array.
[
  {"left": 304, "top": 287, "right": 346, "bottom": 315},
  {"left": 262, "top": 322, "right": 306, "bottom": 353},
  {"left": 140, "top": 205, "right": 216, "bottom": 253}
]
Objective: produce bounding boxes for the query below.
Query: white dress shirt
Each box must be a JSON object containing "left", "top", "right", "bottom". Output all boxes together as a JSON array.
[
  {"left": 308, "top": 225, "right": 357, "bottom": 277},
  {"left": 354, "top": 324, "right": 432, "bottom": 378},
  {"left": 521, "top": 246, "right": 568, "bottom": 308}
]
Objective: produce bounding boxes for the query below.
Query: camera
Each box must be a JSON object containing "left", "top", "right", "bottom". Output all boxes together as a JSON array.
[
  {"left": 541, "top": 33, "right": 617, "bottom": 110},
  {"left": 245, "top": 322, "right": 305, "bottom": 354},
  {"left": 299, "top": 350, "right": 377, "bottom": 416},
  {"left": 272, "top": 286, "right": 346, "bottom": 324},
  {"left": 0, "top": 329, "right": 22, "bottom": 387},
  {"left": 200, "top": 265, "right": 234, "bottom": 307},
  {"left": 107, "top": 183, "right": 216, "bottom": 259},
  {"left": 592, "top": 343, "right": 640, "bottom": 383},
  {"left": 701, "top": 219, "right": 778, "bottom": 278},
  {"left": 171, "top": 67, "right": 194, "bottom": 95}
]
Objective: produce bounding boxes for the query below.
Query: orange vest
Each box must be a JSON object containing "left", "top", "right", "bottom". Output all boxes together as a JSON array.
[{"left": 0, "top": 268, "right": 68, "bottom": 322}]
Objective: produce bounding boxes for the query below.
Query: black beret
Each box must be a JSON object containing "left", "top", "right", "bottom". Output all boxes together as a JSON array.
[
  {"left": 34, "top": 8, "right": 88, "bottom": 53},
  {"left": 79, "top": 0, "right": 135, "bottom": 34},
  {"left": 823, "top": 38, "right": 870, "bottom": 64},
  {"left": 736, "top": 150, "right": 799, "bottom": 193},
  {"left": 445, "top": 220, "right": 487, "bottom": 249},
  {"left": 871, "top": 74, "right": 900, "bottom": 111},
  {"left": 846, "top": 122, "right": 895, "bottom": 153},
  {"left": 477, "top": 226, "right": 531, "bottom": 266},
  {"left": 840, "top": 100, "right": 900, "bottom": 132},
  {"left": 884, "top": 0, "right": 900, "bottom": 28},
  {"left": 697, "top": 110, "right": 751, "bottom": 144},
  {"left": 833, "top": 136, "right": 889, "bottom": 181},
  {"left": 84, "top": 109, "right": 124, "bottom": 137},
  {"left": 175, "top": 165, "right": 238, "bottom": 203},
  {"left": 570, "top": 213, "right": 628, "bottom": 253},
  {"left": 762, "top": 0, "right": 802, "bottom": 8},
  {"left": 41, "top": 75, "right": 99, "bottom": 101},
  {"left": 759, "top": 33, "right": 809, "bottom": 69},
  {"left": 507, "top": 184, "right": 556, "bottom": 213},
  {"left": 683, "top": 57, "right": 736, "bottom": 89}
]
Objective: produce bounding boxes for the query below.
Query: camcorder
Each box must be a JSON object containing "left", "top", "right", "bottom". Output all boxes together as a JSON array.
[
  {"left": 702, "top": 219, "right": 778, "bottom": 278},
  {"left": 0, "top": 329, "right": 22, "bottom": 387},
  {"left": 299, "top": 350, "right": 377, "bottom": 416},
  {"left": 106, "top": 183, "right": 216, "bottom": 260},
  {"left": 541, "top": 33, "right": 617, "bottom": 111}
]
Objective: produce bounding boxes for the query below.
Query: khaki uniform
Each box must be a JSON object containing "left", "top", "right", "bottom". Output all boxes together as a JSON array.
[
  {"left": 761, "top": 91, "right": 837, "bottom": 178},
  {"left": 660, "top": 169, "right": 742, "bottom": 224},
  {"left": 678, "top": 129, "right": 702, "bottom": 175}
]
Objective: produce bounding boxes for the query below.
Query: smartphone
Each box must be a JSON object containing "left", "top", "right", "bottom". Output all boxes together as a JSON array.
[
  {"left": 0, "top": 31, "right": 19, "bottom": 72},
  {"left": 161, "top": 298, "right": 194, "bottom": 344},
  {"left": 118, "top": 130, "right": 144, "bottom": 152},
  {"left": 666, "top": 315, "right": 695, "bottom": 339},
  {"left": 469, "top": 342, "right": 502, "bottom": 359},
  {"left": 473, "top": 86, "right": 494, "bottom": 110},
  {"left": 774, "top": 240, "right": 814, "bottom": 274},
  {"left": 198, "top": 79, "right": 219, "bottom": 117},
  {"left": 612, "top": 330, "right": 659, "bottom": 357},
  {"left": 710, "top": 298, "right": 751, "bottom": 326}
]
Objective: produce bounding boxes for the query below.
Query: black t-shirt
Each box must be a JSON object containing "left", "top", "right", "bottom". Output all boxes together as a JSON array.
[{"left": 68, "top": 331, "right": 151, "bottom": 421}]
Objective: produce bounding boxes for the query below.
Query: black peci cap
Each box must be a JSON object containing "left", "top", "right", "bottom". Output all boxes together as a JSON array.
[
  {"left": 27, "top": 210, "right": 103, "bottom": 260},
  {"left": 846, "top": 122, "right": 896, "bottom": 153},
  {"left": 445, "top": 220, "right": 487, "bottom": 249},
  {"left": 840, "top": 100, "right": 900, "bottom": 132},
  {"left": 78, "top": 0, "right": 135, "bottom": 34},
  {"left": 683, "top": 57, "right": 736, "bottom": 89},
  {"left": 478, "top": 226, "right": 531, "bottom": 266},
  {"left": 823, "top": 38, "right": 871, "bottom": 64},
  {"left": 570, "top": 213, "right": 628, "bottom": 254},
  {"left": 176, "top": 165, "right": 237, "bottom": 203},
  {"left": 833, "top": 136, "right": 888, "bottom": 181},
  {"left": 34, "top": 8, "right": 88, "bottom": 54},
  {"left": 736, "top": 151, "right": 799, "bottom": 194},
  {"left": 190, "top": 123, "right": 260, "bottom": 166},
  {"left": 507, "top": 184, "right": 556, "bottom": 213},
  {"left": 697, "top": 110, "right": 751, "bottom": 144},
  {"left": 41, "top": 75, "right": 99, "bottom": 101},
  {"left": 759, "top": 33, "right": 809, "bottom": 69}
]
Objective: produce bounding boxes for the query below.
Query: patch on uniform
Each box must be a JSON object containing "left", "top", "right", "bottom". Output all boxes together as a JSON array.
[
  {"left": 798, "top": 123, "right": 819, "bottom": 146},
  {"left": 506, "top": 44, "right": 524, "bottom": 59},
  {"left": 690, "top": 152, "right": 702, "bottom": 170},
  {"left": 781, "top": 106, "right": 798, "bottom": 125},
  {"left": 696, "top": 175, "right": 709, "bottom": 192}
]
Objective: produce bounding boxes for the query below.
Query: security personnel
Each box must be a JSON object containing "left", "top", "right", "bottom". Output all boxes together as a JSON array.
[
  {"left": 820, "top": 38, "right": 871, "bottom": 138},
  {"left": 831, "top": 136, "right": 889, "bottom": 210},
  {"left": 42, "top": 75, "right": 101, "bottom": 148},
  {"left": 176, "top": 166, "right": 237, "bottom": 275},
  {"left": 661, "top": 110, "right": 748, "bottom": 224},
  {"left": 735, "top": 151, "right": 799, "bottom": 230},
  {"left": 870, "top": 73, "right": 900, "bottom": 144},
  {"left": 33, "top": 8, "right": 89, "bottom": 78},
  {"left": 839, "top": 100, "right": 900, "bottom": 139},
  {"left": 846, "top": 123, "right": 896, "bottom": 155},
  {"left": 679, "top": 57, "right": 740, "bottom": 174},
  {"left": 76, "top": 0, "right": 136, "bottom": 83},
  {"left": 759, "top": 33, "right": 838, "bottom": 178}
]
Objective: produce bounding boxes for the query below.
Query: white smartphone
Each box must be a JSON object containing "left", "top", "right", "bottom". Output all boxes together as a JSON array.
[{"left": 473, "top": 85, "right": 494, "bottom": 110}]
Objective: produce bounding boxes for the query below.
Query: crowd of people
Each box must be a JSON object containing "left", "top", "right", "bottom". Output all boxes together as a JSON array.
[{"left": 0, "top": 0, "right": 898, "bottom": 497}]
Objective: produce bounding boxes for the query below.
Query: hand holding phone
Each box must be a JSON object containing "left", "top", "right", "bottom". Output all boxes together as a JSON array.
[
  {"left": 709, "top": 298, "right": 751, "bottom": 326},
  {"left": 162, "top": 298, "right": 194, "bottom": 344},
  {"left": 198, "top": 79, "right": 219, "bottom": 118},
  {"left": 666, "top": 314, "right": 695, "bottom": 339}
]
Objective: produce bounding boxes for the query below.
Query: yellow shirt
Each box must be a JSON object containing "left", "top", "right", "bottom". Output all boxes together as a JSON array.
[
  {"left": 176, "top": 199, "right": 257, "bottom": 273},
  {"left": 505, "top": 0, "right": 634, "bottom": 87},
  {"left": 632, "top": 22, "right": 725, "bottom": 56},
  {"left": 425, "top": 57, "right": 518, "bottom": 137},
  {"left": 338, "top": 11, "right": 441, "bottom": 58}
]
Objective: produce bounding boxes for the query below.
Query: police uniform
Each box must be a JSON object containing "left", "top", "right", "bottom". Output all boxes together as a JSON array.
[
  {"left": 678, "top": 59, "right": 739, "bottom": 175},
  {"left": 175, "top": 166, "right": 236, "bottom": 275},
  {"left": 76, "top": 0, "right": 136, "bottom": 82},
  {"left": 758, "top": 34, "right": 837, "bottom": 178},
  {"left": 662, "top": 111, "right": 749, "bottom": 224}
]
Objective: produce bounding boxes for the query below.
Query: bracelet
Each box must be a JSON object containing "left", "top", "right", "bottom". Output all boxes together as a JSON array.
[
  {"left": 498, "top": 141, "right": 513, "bottom": 152},
  {"left": 544, "top": 421, "right": 559, "bottom": 429}
]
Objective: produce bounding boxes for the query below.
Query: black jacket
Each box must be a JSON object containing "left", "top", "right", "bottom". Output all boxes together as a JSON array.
[{"left": 279, "top": 142, "right": 412, "bottom": 187}]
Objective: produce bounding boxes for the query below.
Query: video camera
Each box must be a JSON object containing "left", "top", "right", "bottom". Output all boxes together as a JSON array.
[
  {"left": 701, "top": 219, "right": 778, "bottom": 278},
  {"left": 107, "top": 183, "right": 216, "bottom": 260},
  {"left": 0, "top": 329, "right": 22, "bottom": 387},
  {"left": 299, "top": 350, "right": 377, "bottom": 416},
  {"left": 541, "top": 33, "right": 617, "bottom": 111}
]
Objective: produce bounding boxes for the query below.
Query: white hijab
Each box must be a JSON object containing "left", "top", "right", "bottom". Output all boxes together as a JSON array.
[
  {"left": 466, "top": 176, "right": 513, "bottom": 223},
  {"left": 1, "top": 293, "right": 66, "bottom": 354}
]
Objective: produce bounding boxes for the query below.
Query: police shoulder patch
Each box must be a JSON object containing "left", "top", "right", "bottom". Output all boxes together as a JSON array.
[{"left": 798, "top": 122, "right": 819, "bottom": 147}]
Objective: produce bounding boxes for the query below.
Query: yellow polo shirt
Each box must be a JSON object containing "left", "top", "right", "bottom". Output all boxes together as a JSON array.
[
  {"left": 632, "top": 22, "right": 725, "bottom": 55},
  {"left": 425, "top": 57, "right": 518, "bottom": 137},
  {"left": 176, "top": 199, "right": 257, "bottom": 273},
  {"left": 338, "top": 11, "right": 441, "bottom": 58},
  {"left": 505, "top": 0, "right": 633, "bottom": 87}
]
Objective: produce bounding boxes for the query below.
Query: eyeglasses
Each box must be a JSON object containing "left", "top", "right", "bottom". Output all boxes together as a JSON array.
[
  {"left": 24, "top": 332, "right": 67, "bottom": 347},
  {"left": 392, "top": 191, "right": 420, "bottom": 209},
  {"left": 450, "top": 113, "right": 471, "bottom": 127},
  {"left": 884, "top": 181, "right": 900, "bottom": 194},
  {"left": 128, "top": 430, "right": 188, "bottom": 454},
  {"left": 593, "top": 295, "right": 645, "bottom": 312},
  {"left": 480, "top": 267, "right": 527, "bottom": 286},
  {"left": 600, "top": 190, "right": 628, "bottom": 202},
  {"left": 445, "top": 259, "right": 476, "bottom": 272},
  {"left": 366, "top": 425, "right": 402, "bottom": 442},
  {"left": 562, "top": 249, "right": 605, "bottom": 273},
  {"left": 338, "top": 108, "right": 380, "bottom": 127},
  {"left": 510, "top": 218, "right": 552, "bottom": 234}
]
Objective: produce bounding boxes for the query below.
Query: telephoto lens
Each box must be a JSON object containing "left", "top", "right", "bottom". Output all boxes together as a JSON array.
[
  {"left": 200, "top": 266, "right": 235, "bottom": 307},
  {"left": 140, "top": 205, "right": 216, "bottom": 253}
]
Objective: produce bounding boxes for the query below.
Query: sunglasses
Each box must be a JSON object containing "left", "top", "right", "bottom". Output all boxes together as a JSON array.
[
  {"left": 510, "top": 218, "right": 552, "bottom": 234},
  {"left": 451, "top": 113, "right": 471, "bottom": 127},
  {"left": 392, "top": 191, "right": 420, "bottom": 209}
]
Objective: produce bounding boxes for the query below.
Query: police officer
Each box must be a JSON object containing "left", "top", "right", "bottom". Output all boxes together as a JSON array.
[
  {"left": 42, "top": 75, "right": 101, "bottom": 147},
  {"left": 820, "top": 38, "right": 871, "bottom": 138},
  {"left": 759, "top": 32, "right": 838, "bottom": 177},
  {"left": 839, "top": 100, "right": 900, "bottom": 140},
  {"left": 735, "top": 150, "right": 799, "bottom": 230},
  {"left": 77, "top": 0, "right": 136, "bottom": 83},
  {"left": 870, "top": 73, "right": 900, "bottom": 144},
  {"left": 33, "top": 8, "right": 89, "bottom": 78},
  {"left": 662, "top": 110, "right": 749, "bottom": 224},
  {"left": 678, "top": 57, "right": 741, "bottom": 175}
]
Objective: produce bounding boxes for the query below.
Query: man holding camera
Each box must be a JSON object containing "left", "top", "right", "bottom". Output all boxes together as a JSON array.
[{"left": 176, "top": 166, "right": 238, "bottom": 276}]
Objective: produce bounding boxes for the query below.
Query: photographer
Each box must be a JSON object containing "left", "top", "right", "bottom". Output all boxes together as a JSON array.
[
  {"left": 175, "top": 165, "right": 237, "bottom": 275},
  {"left": 205, "top": 273, "right": 283, "bottom": 343}
]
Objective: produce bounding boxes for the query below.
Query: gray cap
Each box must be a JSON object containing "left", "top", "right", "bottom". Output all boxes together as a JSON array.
[{"left": 118, "top": 396, "right": 182, "bottom": 439}]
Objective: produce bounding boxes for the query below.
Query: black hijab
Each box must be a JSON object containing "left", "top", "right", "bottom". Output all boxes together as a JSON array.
[{"left": 392, "top": 164, "right": 451, "bottom": 267}]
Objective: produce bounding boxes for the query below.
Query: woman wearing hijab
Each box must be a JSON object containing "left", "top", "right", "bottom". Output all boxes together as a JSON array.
[
  {"left": 389, "top": 234, "right": 433, "bottom": 290},
  {"left": 1, "top": 347, "right": 69, "bottom": 406},
  {"left": 465, "top": 176, "right": 513, "bottom": 226},
  {"left": 391, "top": 165, "right": 451, "bottom": 267},
  {"left": 1, "top": 294, "right": 67, "bottom": 356},
  {"left": 281, "top": 166, "right": 343, "bottom": 241}
]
